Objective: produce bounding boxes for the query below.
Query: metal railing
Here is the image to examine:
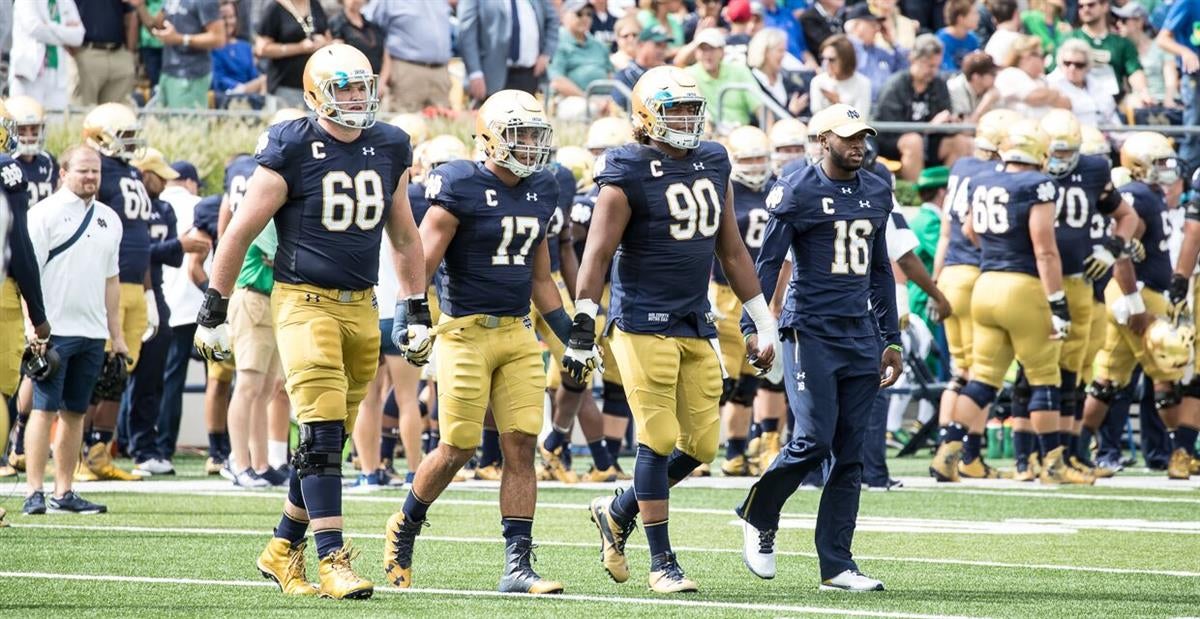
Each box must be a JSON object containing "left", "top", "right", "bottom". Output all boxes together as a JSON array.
[
  {"left": 714, "top": 83, "right": 792, "bottom": 129},
  {"left": 582, "top": 79, "right": 634, "bottom": 118}
]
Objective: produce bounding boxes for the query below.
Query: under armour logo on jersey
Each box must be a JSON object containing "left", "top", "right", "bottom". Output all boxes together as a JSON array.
[
  {"left": 362, "top": 147, "right": 376, "bottom": 157},
  {"left": 693, "top": 162, "right": 705, "bottom": 171},
  {"left": 795, "top": 371, "right": 806, "bottom": 391},
  {"left": 305, "top": 293, "right": 321, "bottom": 303},
  {"left": 0, "top": 163, "right": 22, "bottom": 188},
  {"left": 840, "top": 187, "right": 853, "bottom": 194},
  {"left": 526, "top": 192, "right": 538, "bottom": 201},
  {"left": 1071, "top": 174, "right": 1082, "bottom": 183},
  {"left": 39, "top": 166, "right": 49, "bottom": 176},
  {"left": 859, "top": 200, "right": 871, "bottom": 209}
]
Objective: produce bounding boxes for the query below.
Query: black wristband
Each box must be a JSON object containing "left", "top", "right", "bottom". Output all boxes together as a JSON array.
[
  {"left": 405, "top": 296, "right": 431, "bottom": 326},
  {"left": 1101, "top": 236, "right": 1126, "bottom": 257},
  {"left": 1049, "top": 296, "right": 1070, "bottom": 321},
  {"left": 1169, "top": 273, "right": 1190, "bottom": 302},
  {"left": 567, "top": 314, "right": 596, "bottom": 349},
  {"left": 197, "top": 289, "right": 228, "bottom": 328}
]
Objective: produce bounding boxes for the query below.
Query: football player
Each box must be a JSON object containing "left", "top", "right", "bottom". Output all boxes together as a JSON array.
[
  {"left": 195, "top": 44, "right": 430, "bottom": 599},
  {"left": 934, "top": 120, "right": 1089, "bottom": 485},
  {"left": 1080, "top": 132, "right": 1192, "bottom": 480},
  {"left": 384, "top": 91, "right": 567, "bottom": 595},
  {"left": 78, "top": 102, "right": 151, "bottom": 482},
  {"left": 1166, "top": 164, "right": 1200, "bottom": 478},
  {"left": 567, "top": 66, "right": 779, "bottom": 593},
  {"left": 735, "top": 104, "right": 900, "bottom": 591},
  {"left": 766, "top": 117, "right": 808, "bottom": 175},
  {"left": 0, "top": 100, "right": 48, "bottom": 478},
  {"left": 713, "top": 125, "right": 773, "bottom": 477},
  {"left": 1039, "top": 110, "right": 1143, "bottom": 478},
  {"left": 5, "top": 96, "right": 57, "bottom": 205},
  {"left": 928, "top": 108, "right": 1011, "bottom": 478}
]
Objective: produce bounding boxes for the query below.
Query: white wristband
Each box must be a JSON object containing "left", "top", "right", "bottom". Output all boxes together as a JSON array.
[
  {"left": 1123, "top": 292, "right": 1146, "bottom": 315},
  {"left": 743, "top": 294, "right": 777, "bottom": 341},
  {"left": 576, "top": 298, "right": 599, "bottom": 320},
  {"left": 895, "top": 282, "right": 909, "bottom": 315}
]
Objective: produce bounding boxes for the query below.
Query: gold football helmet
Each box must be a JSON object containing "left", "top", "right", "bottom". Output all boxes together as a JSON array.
[
  {"left": 1120, "top": 131, "right": 1180, "bottom": 186},
  {"left": 1144, "top": 319, "right": 1194, "bottom": 372},
  {"left": 82, "top": 102, "right": 145, "bottom": 162},
  {"left": 420, "top": 134, "right": 470, "bottom": 172},
  {"left": 269, "top": 107, "right": 307, "bottom": 126},
  {"left": 728, "top": 125, "right": 771, "bottom": 191},
  {"left": 1038, "top": 109, "right": 1082, "bottom": 178},
  {"left": 389, "top": 113, "right": 430, "bottom": 145},
  {"left": 767, "top": 118, "right": 807, "bottom": 174},
  {"left": 630, "top": 66, "right": 707, "bottom": 150},
  {"left": 5, "top": 96, "right": 45, "bottom": 157},
  {"left": 975, "top": 109, "right": 1020, "bottom": 157},
  {"left": 585, "top": 116, "right": 634, "bottom": 155},
  {"left": 302, "top": 43, "right": 379, "bottom": 129},
  {"left": 555, "top": 145, "right": 596, "bottom": 193},
  {"left": 0, "top": 99, "right": 14, "bottom": 153},
  {"left": 1111, "top": 165, "right": 1133, "bottom": 188},
  {"left": 1080, "top": 125, "right": 1109, "bottom": 156},
  {"left": 999, "top": 119, "right": 1049, "bottom": 167},
  {"left": 476, "top": 90, "right": 554, "bottom": 178}
]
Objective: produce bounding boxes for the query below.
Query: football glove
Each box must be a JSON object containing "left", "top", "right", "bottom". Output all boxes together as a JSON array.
[
  {"left": 1167, "top": 274, "right": 1190, "bottom": 325},
  {"left": 143, "top": 289, "right": 159, "bottom": 342},
  {"left": 194, "top": 289, "right": 231, "bottom": 362},
  {"left": 1048, "top": 292, "right": 1071, "bottom": 339},
  {"left": 393, "top": 295, "right": 433, "bottom": 367},
  {"left": 563, "top": 302, "right": 603, "bottom": 383},
  {"left": 1111, "top": 290, "right": 1148, "bottom": 326},
  {"left": 1082, "top": 237, "right": 1126, "bottom": 283},
  {"left": 1129, "top": 238, "right": 1146, "bottom": 263}
]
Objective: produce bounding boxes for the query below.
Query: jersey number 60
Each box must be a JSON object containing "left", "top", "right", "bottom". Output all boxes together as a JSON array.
[{"left": 321, "top": 170, "right": 384, "bottom": 231}]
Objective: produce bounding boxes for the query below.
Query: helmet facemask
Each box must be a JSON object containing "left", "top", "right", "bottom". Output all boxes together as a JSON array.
[
  {"left": 100, "top": 126, "right": 146, "bottom": 162},
  {"left": 313, "top": 71, "right": 380, "bottom": 129},
  {"left": 1147, "top": 156, "right": 1180, "bottom": 186},
  {"left": 1045, "top": 143, "right": 1080, "bottom": 178},
  {"left": 732, "top": 153, "right": 770, "bottom": 191},
  {"left": 489, "top": 120, "right": 554, "bottom": 178},
  {"left": 646, "top": 94, "right": 706, "bottom": 150},
  {"left": 15, "top": 122, "right": 45, "bottom": 157}
]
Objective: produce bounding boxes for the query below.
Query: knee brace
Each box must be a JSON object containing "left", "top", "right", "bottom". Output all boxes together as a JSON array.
[
  {"left": 1029, "top": 385, "right": 1061, "bottom": 412},
  {"left": 719, "top": 377, "right": 737, "bottom": 406},
  {"left": 293, "top": 421, "right": 345, "bottom": 478},
  {"left": 1184, "top": 378, "right": 1200, "bottom": 400},
  {"left": 1087, "top": 380, "right": 1118, "bottom": 405},
  {"left": 666, "top": 448, "right": 704, "bottom": 482},
  {"left": 760, "top": 378, "right": 785, "bottom": 393},
  {"left": 601, "top": 381, "right": 631, "bottom": 418},
  {"left": 730, "top": 375, "right": 760, "bottom": 407},
  {"left": 947, "top": 374, "right": 968, "bottom": 393},
  {"left": 560, "top": 375, "right": 587, "bottom": 393},
  {"left": 1060, "top": 386, "right": 1077, "bottom": 418},
  {"left": 961, "top": 381, "right": 998, "bottom": 409},
  {"left": 1155, "top": 383, "right": 1183, "bottom": 411}
]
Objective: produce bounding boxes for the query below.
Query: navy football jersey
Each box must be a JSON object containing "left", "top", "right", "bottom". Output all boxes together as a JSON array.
[
  {"left": 944, "top": 156, "right": 996, "bottom": 268},
  {"left": 751, "top": 162, "right": 898, "bottom": 343},
  {"left": 426, "top": 160, "right": 558, "bottom": 317},
  {"left": 712, "top": 177, "right": 772, "bottom": 285},
  {"left": 1120, "top": 180, "right": 1172, "bottom": 292},
  {"left": 14, "top": 152, "right": 57, "bottom": 205},
  {"left": 596, "top": 141, "right": 732, "bottom": 338},
  {"left": 1053, "top": 155, "right": 1122, "bottom": 276},
  {"left": 570, "top": 186, "right": 598, "bottom": 261},
  {"left": 193, "top": 195, "right": 222, "bottom": 246},
  {"left": 781, "top": 157, "right": 893, "bottom": 187},
  {"left": 969, "top": 168, "right": 1059, "bottom": 277},
  {"left": 0, "top": 154, "right": 46, "bottom": 326},
  {"left": 223, "top": 154, "right": 257, "bottom": 215},
  {"left": 548, "top": 164, "right": 575, "bottom": 274},
  {"left": 99, "top": 155, "right": 153, "bottom": 283},
  {"left": 1185, "top": 166, "right": 1200, "bottom": 224},
  {"left": 148, "top": 198, "right": 181, "bottom": 319},
  {"left": 408, "top": 181, "right": 431, "bottom": 225},
  {"left": 256, "top": 117, "right": 413, "bottom": 290}
]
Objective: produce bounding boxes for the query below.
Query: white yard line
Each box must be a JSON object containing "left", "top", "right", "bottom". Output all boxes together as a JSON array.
[
  {"left": 11, "top": 522, "right": 1199, "bottom": 579},
  {"left": 0, "top": 570, "right": 980, "bottom": 619}
]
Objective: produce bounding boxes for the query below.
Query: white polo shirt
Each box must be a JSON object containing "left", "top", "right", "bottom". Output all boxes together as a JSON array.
[
  {"left": 27, "top": 188, "right": 121, "bottom": 339},
  {"left": 160, "top": 185, "right": 204, "bottom": 328}
]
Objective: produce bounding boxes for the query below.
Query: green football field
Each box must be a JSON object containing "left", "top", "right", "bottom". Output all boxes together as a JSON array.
[{"left": 2, "top": 454, "right": 1199, "bottom": 618}]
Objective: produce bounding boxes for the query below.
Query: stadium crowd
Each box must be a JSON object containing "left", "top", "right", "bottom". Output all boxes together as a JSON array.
[{"left": 0, "top": 0, "right": 1197, "bottom": 538}]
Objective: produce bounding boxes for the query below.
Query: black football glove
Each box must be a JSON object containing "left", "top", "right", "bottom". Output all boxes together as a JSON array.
[{"left": 562, "top": 312, "right": 603, "bottom": 383}]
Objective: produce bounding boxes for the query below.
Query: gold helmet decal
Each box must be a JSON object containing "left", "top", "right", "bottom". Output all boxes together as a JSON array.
[
  {"left": 1120, "top": 131, "right": 1179, "bottom": 186},
  {"left": 1038, "top": 109, "right": 1082, "bottom": 178},
  {"left": 302, "top": 43, "right": 380, "bottom": 129},
  {"left": 5, "top": 96, "right": 45, "bottom": 157},
  {"left": 999, "top": 119, "right": 1049, "bottom": 167},
  {"left": 82, "top": 103, "right": 146, "bottom": 162},
  {"left": 475, "top": 90, "right": 554, "bottom": 178},
  {"left": 630, "top": 66, "right": 707, "bottom": 151},
  {"left": 975, "top": 109, "right": 1020, "bottom": 156},
  {"left": 728, "top": 125, "right": 771, "bottom": 191},
  {"left": 767, "top": 118, "right": 807, "bottom": 174}
]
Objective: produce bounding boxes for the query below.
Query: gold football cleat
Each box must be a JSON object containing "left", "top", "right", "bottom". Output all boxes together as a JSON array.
[
  {"left": 720, "top": 455, "right": 755, "bottom": 477},
  {"left": 1013, "top": 453, "right": 1040, "bottom": 482},
  {"left": 928, "top": 441, "right": 963, "bottom": 482},
  {"left": 82, "top": 442, "right": 140, "bottom": 481},
  {"left": 474, "top": 464, "right": 503, "bottom": 481},
  {"left": 689, "top": 462, "right": 711, "bottom": 477},
  {"left": 1039, "top": 447, "right": 1094, "bottom": 485},
  {"left": 384, "top": 511, "right": 424, "bottom": 589},
  {"left": 539, "top": 446, "right": 579, "bottom": 483},
  {"left": 257, "top": 538, "right": 319, "bottom": 596},
  {"left": 1167, "top": 448, "right": 1191, "bottom": 480},
  {"left": 317, "top": 542, "right": 374, "bottom": 600},
  {"left": 588, "top": 495, "right": 633, "bottom": 583},
  {"left": 648, "top": 551, "right": 698, "bottom": 594},
  {"left": 584, "top": 466, "right": 619, "bottom": 482},
  {"left": 205, "top": 457, "right": 224, "bottom": 475},
  {"left": 958, "top": 457, "right": 1004, "bottom": 479}
]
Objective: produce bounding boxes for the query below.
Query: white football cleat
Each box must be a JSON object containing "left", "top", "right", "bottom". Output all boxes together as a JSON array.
[
  {"left": 741, "top": 519, "right": 776, "bottom": 579},
  {"left": 819, "top": 569, "right": 884, "bottom": 592}
]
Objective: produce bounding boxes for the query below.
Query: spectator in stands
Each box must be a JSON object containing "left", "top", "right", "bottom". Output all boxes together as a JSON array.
[
  {"left": 458, "top": 0, "right": 559, "bottom": 101},
  {"left": 550, "top": 0, "right": 614, "bottom": 98},
  {"left": 749, "top": 27, "right": 810, "bottom": 117},
  {"left": 800, "top": 0, "right": 844, "bottom": 58},
  {"left": 136, "top": 1, "right": 166, "bottom": 89},
  {"left": 685, "top": 28, "right": 760, "bottom": 131},
  {"left": 759, "top": 0, "right": 813, "bottom": 68},
  {"left": 994, "top": 35, "right": 1071, "bottom": 119},
  {"left": 591, "top": 0, "right": 621, "bottom": 51},
  {"left": 73, "top": 0, "right": 138, "bottom": 107},
  {"left": 984, "top": 0, "right": 1021, "bottom": 67},
  {"left": 845, "top": 3, "right": 907, "bottom": 101},
  {"left": 1117, "top": 2, "right": 1179, "bottom": 109},
  {"left": 809, "top": 34, "right": 873, "bottom": 117},
  {"left": 212, "top": 1, "right": 266, "bottom": 102},
  {"left": 1155, "top": 0, "right": 1200, "bottom": 175},
  {"left": 366, "top": 0, "right": 451, "bottom": 112},
  {"left": 610, "top": 16, "right": 642, "bottom": 70},
  {"left": 1022, "top": 0, "right": 1071, "bottom": 62},
  {"left": 1048, "top": 38, "right": 1122, "bottom": 126},
  {"left": 8, "top": 0, "right": 84, "bottom": 110},
  {"left": 947, "top": 51, "right": 999, "bottom": 121},
  {"left": 937, "top": 0, "right": 981, "bottom": 73},
  {"left": 330, "top": 0, "right": 388, "bottom": 101},
  {"left": 871, "top": 0, "right": 918, "bottom": 53},
  {"left": 873, "top": 34, "right": 972, "bottom": 181},
  {"left": 683, "top": 0, "right": 728, "bottom": 44},
  {"left": 22, "top": 146, "right": 122, "bottom": 516},
  {"left": 612, "top": 24, "right": 668, "bottom": 109},
  {"left": 254, "top": 0, "right": 331, "bottom": 108},
  {"left": 1068, "top": 0, "right": 1151, "bottom": 104},
  {"left": 139, "top": 0, "right": 225, "bottom": 109},
  {"left": 722, "top": 0, "right": 758, "bottom": 65},
  {"left": 637, "top": 0, "right": 684, "bottom": 52}
]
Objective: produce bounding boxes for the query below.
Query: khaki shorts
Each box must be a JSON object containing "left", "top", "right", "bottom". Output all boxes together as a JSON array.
[{"left": 229, "top": 288, "right": 281, "bottom": 377}]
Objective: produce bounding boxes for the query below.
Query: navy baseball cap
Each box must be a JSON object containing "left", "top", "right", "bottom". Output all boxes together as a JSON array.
[{"left": 170, "top": 161, "right": 203, "bottom": 189}]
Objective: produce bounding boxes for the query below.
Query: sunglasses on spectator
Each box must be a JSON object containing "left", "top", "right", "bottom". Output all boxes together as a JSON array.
[
  {"left": 577, "top": 10, "right": 595, "bottom": 18},
  {"left": 1062, "top": 60, "right": 1087, "bottom": 68}
]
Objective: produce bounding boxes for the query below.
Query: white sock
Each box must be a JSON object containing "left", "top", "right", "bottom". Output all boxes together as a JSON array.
[
  {"left": 917, "top": 400, "right": 936, "bottom": 424},
  {"left": 268, "top": 440, "right": 289, "bottom": 469}
]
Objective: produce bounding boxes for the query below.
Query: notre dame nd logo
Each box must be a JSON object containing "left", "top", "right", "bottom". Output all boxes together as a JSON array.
[{"left": 847, "top": 109, "right": 860, "bottom": 119}]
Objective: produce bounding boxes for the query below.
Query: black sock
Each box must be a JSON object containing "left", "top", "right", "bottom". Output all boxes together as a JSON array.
[
  {"left": 943, "top": 422, "right": 967, "bottom": 444},
  {"left": 760, "top": 418, "right": 780, "bottom": 433},
  {"left": 644, "top": 519, "right": 671, "bottom": 557},
  {"left": 610, "top": 487, "right": 639, "bottom": 526},
  {"left": 88, "top": 429, "right": 114, "bottom": 447},
  {"left": 380, "top": 431, "right": 398, "bottom": 464},
  {"left": 501, "top": 517, "right": 533, "bottom": 544},
  {"left": 605, "top": 436, "right": 622, "bottom": 463},
  {"left": 1175, "top": 426, "right": 1200, "bottom": 456},
  {"left": 543, "top": 429, "right": 568, "bottom": 453},
  {"left": 207, "top": 432, "right": 224, "bottom": 459},
  {"left": 274, "top": 513, "right": 308, "bottom": 544},
  {"left": 220, "top": 432, "right": 231, "bottom": 459},
  {"left": 403, "top": 489, "right": 431, "bottom": 523},
  {"left": 1038, "top": 432, "right": 1061, "bottom": 457},
  {"left": 13, "top": 412, "right": 29, "bottom": 455},
  {"left": 1013, "top": 431, "right": 1035, "bottom": 470},
  {"left": 962, "top": 433, "right": 982, "bottom": 464},
  {"left": 588, "top": 439, "right": 613, "bottom": 470},
  {"left": 479, "top": 429, "right": 501, "bottom": 467},
  {"left": 725, "top": 438, "right": 747, "bottom": 459}
]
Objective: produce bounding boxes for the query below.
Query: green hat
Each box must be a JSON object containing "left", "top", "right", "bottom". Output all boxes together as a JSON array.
[
  {"left": 916, "top": 165, "right": 949, "bottom": 190},
  {"left": 639, "top": 25, "right": 670, "bottom": 44}
]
